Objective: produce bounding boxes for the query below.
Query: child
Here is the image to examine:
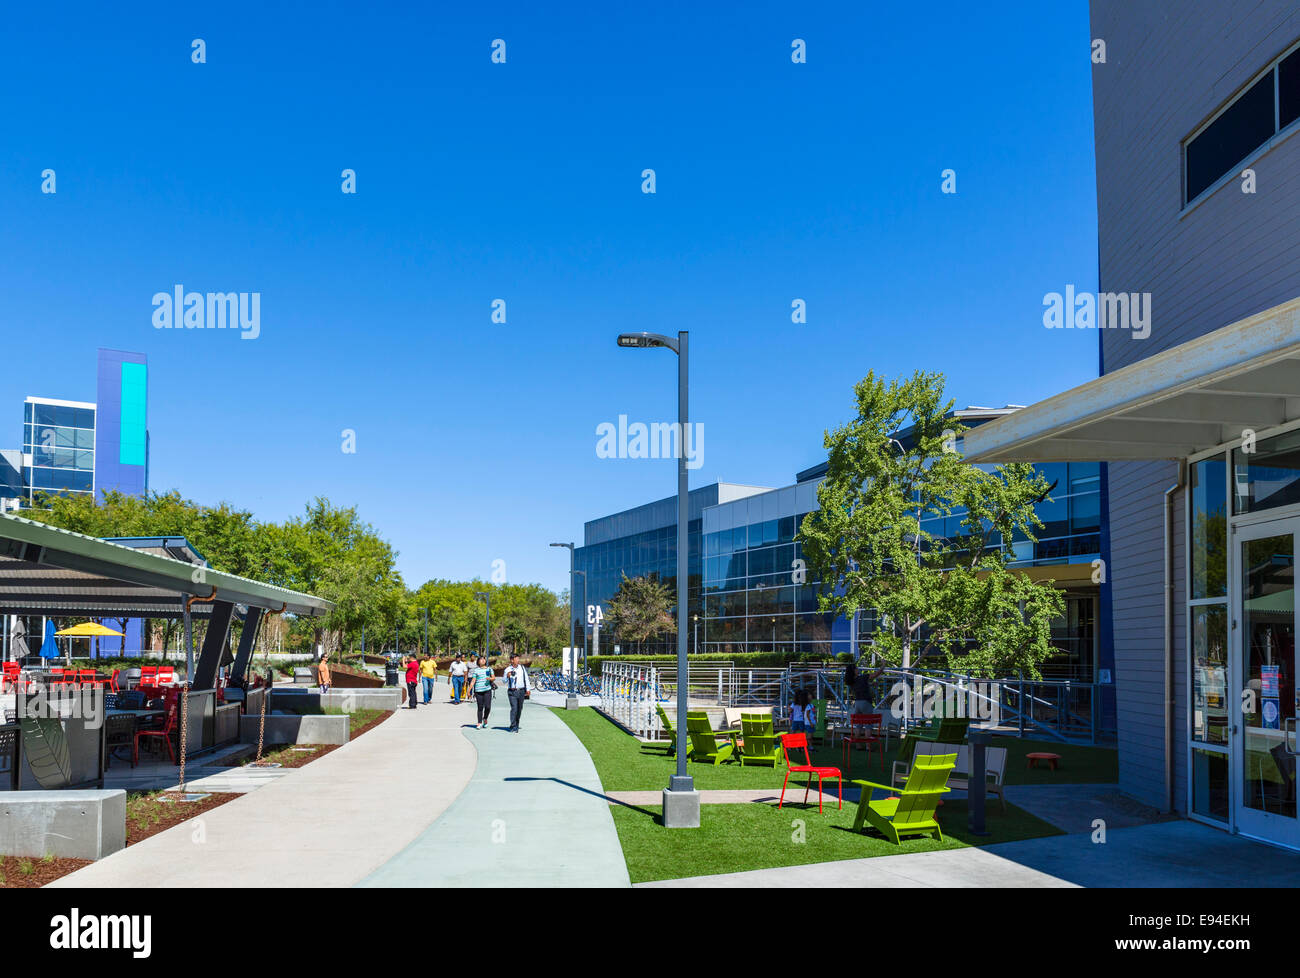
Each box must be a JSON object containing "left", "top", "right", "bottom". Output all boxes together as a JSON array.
[{"left": 791, "top": 688, "right": 811, "bottom": 734}]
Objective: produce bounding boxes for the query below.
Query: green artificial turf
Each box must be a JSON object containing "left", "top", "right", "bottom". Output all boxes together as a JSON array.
[
  {"left": 610, "top": 799, "right": 1065, "bottom": 883},
  {"left": 552, "top": 706, "right": 1118, "bottom": 792}
]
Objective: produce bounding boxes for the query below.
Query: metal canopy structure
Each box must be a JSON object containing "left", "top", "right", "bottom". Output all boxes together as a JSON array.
[
  {"left": 0, "top": 512, "right": 331, "bottom": 620},
  {"left": 963, "top": 296, "right": 1300, "bottom": 463}
]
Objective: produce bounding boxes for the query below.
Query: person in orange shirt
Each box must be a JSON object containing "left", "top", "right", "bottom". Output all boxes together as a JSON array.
[{"left": 318, "top": 653, "right": 332, "bottom": 695}]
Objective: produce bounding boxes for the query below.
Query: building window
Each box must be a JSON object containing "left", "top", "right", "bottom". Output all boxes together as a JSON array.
[
  {"left": 1232, "top": 429, "right": 1300, "bottom": 514},
  {"left": 1190, "top": 456, "right": 1227, "bottom": 599},
  {"left": 1184, "top": 40, "right": 1300, "bottom": 205}
]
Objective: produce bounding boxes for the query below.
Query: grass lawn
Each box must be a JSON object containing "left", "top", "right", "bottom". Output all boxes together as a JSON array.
[
  {"left": 553, "top": 706, "right": 1118, "bottom": 792},
  {"left": 611, "top": 799, "right": 1064, "bottom": 883}
]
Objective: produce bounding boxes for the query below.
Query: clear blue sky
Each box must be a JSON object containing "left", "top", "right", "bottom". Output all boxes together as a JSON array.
[{"left": 0, "top": 0, "right": 1100, "bottom": 594}]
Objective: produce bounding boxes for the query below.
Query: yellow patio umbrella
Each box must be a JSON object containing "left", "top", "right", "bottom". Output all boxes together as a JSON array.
[
  {"left": 55, "top": 622, "right": 125, "bottom": 664},
  {"left": 55, "top": 623, "right": 125, "bottom": 637}
]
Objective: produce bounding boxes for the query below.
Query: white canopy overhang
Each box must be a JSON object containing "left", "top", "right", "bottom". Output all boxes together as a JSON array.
[{"left": 963, "top": 296, "right": 1300, "bottom": 463}]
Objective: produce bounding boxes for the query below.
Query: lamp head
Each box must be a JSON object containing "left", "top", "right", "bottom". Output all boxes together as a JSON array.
[{"left": 617, "top": 332, "right": 677, "bottom": 353}]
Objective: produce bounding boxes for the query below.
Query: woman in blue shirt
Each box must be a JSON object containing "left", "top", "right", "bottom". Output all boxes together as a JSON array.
[{"left": 471, "top": 656, "right": 496, "bottom": 728}]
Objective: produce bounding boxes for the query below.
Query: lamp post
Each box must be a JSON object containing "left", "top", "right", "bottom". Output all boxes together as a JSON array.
[
  {"left": 474, "top": 592, "right": 491, "bottom": 661},
  {"left": 616, "top": 329, "right": 698, "bottom": 828},
  {"left": 421, "top": 607, "right": 429, "bottom": 657},
  {"left": 549, "top": 542, "right": 579, "bottom": 709},
  {"left": 693, "top": 614, "right": 699, "bottom": 656},
  {"left": 573, "top": 569, "right": 588, "bottom": 673}
]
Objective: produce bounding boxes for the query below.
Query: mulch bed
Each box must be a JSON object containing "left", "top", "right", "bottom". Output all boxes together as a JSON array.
[
  {"left": 127, "top": 791, "right": 243, "bottom": 846},
  {"left": 0, "top": 855, "right": 93, "bottom": 888},
  {"left": 224, "top": 708, "right": 395, "bottom": 768}
]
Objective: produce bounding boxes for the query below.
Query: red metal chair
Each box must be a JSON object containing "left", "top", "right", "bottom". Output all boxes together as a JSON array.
[
  {"left": 1, "top": 662, "right": 18, "bottom": 691},
  {"left": 108, "top": 668, "right": 121, "bottom": 693},
  {"left": 134, "top": 702, "right": 179, "bottom": 765},
  {"left": 140, "top": 665, "right": 158, "bottom": 686},
  {"left": 841, "top": 713, "right": 886, "bottom": 775},
  {"left": 48, "top": 668, "right": 74, "bottom": 689},
  {"left": 156, "top": 665, "right": 176, "bottom": 685},
  {"left": 78, "top": 669, "right": 97, "bottom": 688},
  {"left": 777, "top": 732, "right": 843, "bottom": 812}
]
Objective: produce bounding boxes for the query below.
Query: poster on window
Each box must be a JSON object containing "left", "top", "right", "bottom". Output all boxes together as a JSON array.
[{"left": 1262, "top": 664, "right": 1281, "bottom": 730}]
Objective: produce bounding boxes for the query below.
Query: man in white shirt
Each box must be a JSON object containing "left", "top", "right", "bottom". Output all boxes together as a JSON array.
[
  {"left": 449, "top": 655, "right": 469, "bottom": 704},
  {"left": 504, "top": 653, "right": 531, "bottom": 732}
]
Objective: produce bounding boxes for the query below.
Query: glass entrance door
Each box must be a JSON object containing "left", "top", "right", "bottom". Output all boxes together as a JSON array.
[{"left": 1235, "top": 519, "right": 1300, "bottom": 846}]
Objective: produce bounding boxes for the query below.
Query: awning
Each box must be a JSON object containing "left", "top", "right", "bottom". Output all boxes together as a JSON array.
[
  {"left": 964, "top": 296, "right": 1300, "bottom": 462},
  {"left": 0, "top": 512, "right": 333, "bottom": 619}
]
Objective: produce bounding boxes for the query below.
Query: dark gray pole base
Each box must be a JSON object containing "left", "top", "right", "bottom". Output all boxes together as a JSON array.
[
  {"left": 565, "top": 695, "right": 581, "bottom": 710},
  {"left": 662, "top": 786, "right": 701, "bottom": 828}
]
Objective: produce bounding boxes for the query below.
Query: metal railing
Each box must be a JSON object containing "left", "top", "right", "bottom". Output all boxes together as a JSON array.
[{"left": 598, "top": 662, "right": 662, "bottom": 739}]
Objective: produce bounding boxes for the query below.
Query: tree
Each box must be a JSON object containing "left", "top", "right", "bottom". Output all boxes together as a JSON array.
[
  {"left": 798, "top": 370, "right": 1066, "bottom": 678},
  {"left": 605, "top": 573, "right": 675, "bottom": 655}
]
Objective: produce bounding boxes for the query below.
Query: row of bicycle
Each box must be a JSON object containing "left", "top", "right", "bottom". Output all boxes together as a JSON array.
[{"left": 531, "top": 669, "right": 600, "bottom": 695}]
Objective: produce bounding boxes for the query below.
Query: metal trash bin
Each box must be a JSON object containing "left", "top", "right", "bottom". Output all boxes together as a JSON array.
[{"left": 384, "top": 655, "right": 399, "bottom": 687}]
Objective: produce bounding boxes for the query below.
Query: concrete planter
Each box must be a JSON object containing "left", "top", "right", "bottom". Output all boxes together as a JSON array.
[
  {"left": 0, "top": 790, "right": 127, "bottom": 859},
  {"left": 239, "top": 713, "right": 349, "bottom": 746}
]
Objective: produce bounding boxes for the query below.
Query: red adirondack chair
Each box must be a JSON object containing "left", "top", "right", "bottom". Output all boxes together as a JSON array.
[{"left": 778, "top": 732, "right": 843, "bottom": 812}]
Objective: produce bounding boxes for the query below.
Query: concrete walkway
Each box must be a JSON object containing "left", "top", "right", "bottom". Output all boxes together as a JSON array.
[
  {"left": 639, "top": 819, "right": 1300, "bottom": 888},
  {"left": 50, "top": 693, "right": 476, "bottom": 888},
  {"left": 360, "top": 699, "right": 629, "bottom": 887}
]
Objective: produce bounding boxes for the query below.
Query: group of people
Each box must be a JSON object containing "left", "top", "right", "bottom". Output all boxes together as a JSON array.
[{"left": 400, "top": 651, "right": 533, "bottom": 732}]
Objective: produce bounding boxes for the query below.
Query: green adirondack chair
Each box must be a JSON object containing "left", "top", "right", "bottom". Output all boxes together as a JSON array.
[
  {"left": 738, "top": 713, "right": 782, "bottom": 767},
  {"left": 851, "top": 751, "right": 956, "bottom": 844},
  {"left": 898, "top": 716, "right": 970, "bottom": 765},
  {"left": 655, "top": 703, "right": 676, "bottom": 756},
  {"left": 686, "top": 712, "right": 735, "bottom": 765}
]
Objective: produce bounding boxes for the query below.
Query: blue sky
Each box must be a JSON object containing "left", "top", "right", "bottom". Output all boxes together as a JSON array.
[{"left": 0, "top": 1, "right": 1100, "bottom": 594}]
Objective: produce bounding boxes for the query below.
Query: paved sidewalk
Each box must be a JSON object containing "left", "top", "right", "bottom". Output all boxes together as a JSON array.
[
  {"left": 361, "top": 700, "right": 629, "bottom": 887},
  {"left": 638, "top": 820, "right": 1300, "bottom": 887},
  {"left": 50, "top": 695, "right": 476, "bottom": 888}
]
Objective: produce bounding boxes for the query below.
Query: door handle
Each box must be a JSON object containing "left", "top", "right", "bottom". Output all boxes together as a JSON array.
[{"left": 1287, "top": 716, "right": 1298, "bottom": 755}]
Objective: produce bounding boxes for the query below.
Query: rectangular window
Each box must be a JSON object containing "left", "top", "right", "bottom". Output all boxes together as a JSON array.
[
  {"left": 1191, "top": 749, "right": 1230, "bottom": 823},
  {"left": 1184, "top": 41, "right": 1300, "bottom": 205},
  {"left": 1191, "top": 604, "right": 1228, "bottom": 744},
  {"left": 1233, "top": 429, "right": 1300, "bottom": 514},
  {"left": 1190, "top": 456, "right": 1227, "bottom": 599},
  {"left": 1281, "top": 47, "right": 1300, "bottom": 130}
]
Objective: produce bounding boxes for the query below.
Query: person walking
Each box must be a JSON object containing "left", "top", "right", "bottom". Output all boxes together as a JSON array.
[
  {"left": 449, "top": 654, "right": 468, "bottom": 704},
  {"left": 404, "top": 655, "right": 420, "bottom": 709},
  {"left": 470, "top": 656, "right": 496, "bottom": 728},
  {"left": 420, "top": 652, "right": 437, "bottom": 705},
  {"left": 504, "top": 653, "right": 531, "bottom": 732},
  {"left": 317, "top": 652, "right": 332, "bottom": 695}
]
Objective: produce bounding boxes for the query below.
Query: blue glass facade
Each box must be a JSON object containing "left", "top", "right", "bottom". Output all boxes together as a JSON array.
[
  {"left": 94, "top": 349, "right": 149, "bottom": 498},
  {"left": 576, "top": 410, "right": 1107, "bottom": 680}
]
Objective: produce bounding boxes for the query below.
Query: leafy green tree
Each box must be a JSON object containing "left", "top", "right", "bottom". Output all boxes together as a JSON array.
[
  {"left": 605, "top": 573, "right": 675, "bottom": 655},
  {"left": 799, "top": 370, "right": 1065, "bottom": 678}
]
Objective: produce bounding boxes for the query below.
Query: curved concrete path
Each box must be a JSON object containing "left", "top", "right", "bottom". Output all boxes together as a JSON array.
[
  {"left": 360, "top": 699, "right": 630, "bottom": 887},
  {"left": 51, "top": 686, "right": 477, "bottom": 888},
  {"left": 49, "top": 684, "right": 629, "bottom": 888}
]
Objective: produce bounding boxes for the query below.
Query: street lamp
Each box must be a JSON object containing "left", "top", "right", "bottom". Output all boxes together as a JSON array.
[
  {"left": 617, "top": 329, "right": 698, "bottom": 827},
  {"left": 573, "top": 569, "right": 588, "bottom": 673},
  {"left": 550, "top": 542, "right": 580, "bottom": 709},
  {"left": 474, "top": 591, "right": 491, "bottom": 661},
  {"left": 693, "top": 614, "right": 699, "bottom": 656}
]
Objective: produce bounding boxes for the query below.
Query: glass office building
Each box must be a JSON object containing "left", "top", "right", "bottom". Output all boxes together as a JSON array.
[
  {"left": 11, "top": 350, "right": 149, "bottom": 506},
  {"left": 573, "top": 483, "right": 772, "bottom": 656},
  {"left": 576, "top": 408, "right": 1110, "bottom": 686},
  {"left": 21, "top": 398, "right": 97, "bottom": 503}
]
